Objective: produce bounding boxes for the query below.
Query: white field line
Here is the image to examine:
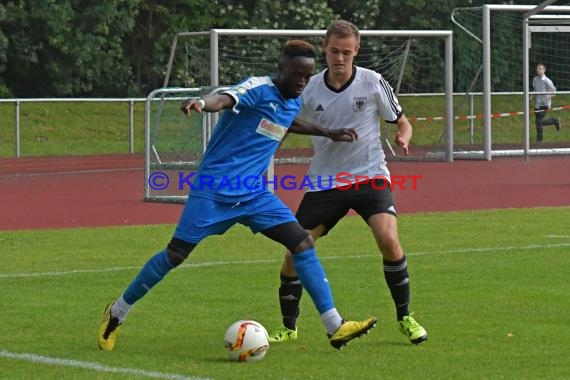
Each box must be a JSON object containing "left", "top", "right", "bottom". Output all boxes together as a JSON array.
[
  {"left": 1, "top": 242, "right": 570, "bottom": 280},
  {"left": 546, "top": 235, "right": 570, "bottom": 239},
  {"left": 0, "top": 350, "right": 209, "bottom": 380}
]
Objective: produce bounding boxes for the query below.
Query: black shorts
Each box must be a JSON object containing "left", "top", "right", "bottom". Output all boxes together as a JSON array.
[{"left": 295, "top": 178, "right": 396, "bottom": 236}]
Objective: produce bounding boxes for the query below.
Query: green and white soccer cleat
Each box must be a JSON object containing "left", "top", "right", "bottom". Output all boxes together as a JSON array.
[
  {"left": 399, "top": 314, "right": 427, "bottom": 345},
  {"left": 268, "top": 326, "right": 298, "bottom": 342}
]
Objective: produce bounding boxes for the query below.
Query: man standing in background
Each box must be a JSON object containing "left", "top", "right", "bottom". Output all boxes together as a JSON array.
[{"left": 532, "top": 63, "right": 561, "bottom": 143}]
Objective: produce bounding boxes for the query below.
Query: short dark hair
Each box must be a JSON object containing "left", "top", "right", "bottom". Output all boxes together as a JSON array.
[
  {"left": 537, "top": 63, "right": 546, "bottom": 69},
  {"left": 280, "top": 39, "right": 317, "bottom": 61},
  {"left": 326, "top": 20, "right": 360, "bottom": 44}
]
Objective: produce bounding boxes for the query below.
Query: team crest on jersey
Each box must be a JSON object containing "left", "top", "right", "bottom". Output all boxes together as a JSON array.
[
  {"left": 353, "top": 97, "right": 367, "bottom": 112},
  {"left": 256, "top": 118, "right": 287, "bottom": 141}
]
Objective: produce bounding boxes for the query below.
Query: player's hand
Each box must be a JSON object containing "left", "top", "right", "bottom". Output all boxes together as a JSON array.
[
  {"left": 326, "top": 128, "right": 358, "bottom": 142},
  {"left": 395, "top": 131, "right": 410, "bottom": 155},
  {"left": 180, "top": 99, "right": 204, "bottom": 116}
]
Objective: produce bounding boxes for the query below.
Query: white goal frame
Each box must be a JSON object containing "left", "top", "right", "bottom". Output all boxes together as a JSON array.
[
  {"left": 477, "top": 4, "right": 570, "bottom": 160},
  {"left": 145, "top": 29, "right": 453, "bottom": 203},
  {"left": 523, "top": 3, "right": 570, "bottom": 160},
  {"left": 163, "top": 29, "right": 454, "bottom": 161}
]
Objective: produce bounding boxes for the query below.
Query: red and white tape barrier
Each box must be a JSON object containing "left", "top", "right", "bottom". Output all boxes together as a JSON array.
[{"left": 408, "top": 105, "right": 570, "bottom": 122}]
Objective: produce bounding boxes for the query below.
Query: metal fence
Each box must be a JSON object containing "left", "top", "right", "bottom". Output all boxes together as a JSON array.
[
  {"left": 3, "top": 91, "right": 569, "bottom": 159},
  {"left": 0, "top": 98, "right": 145, "bottom": 158}
]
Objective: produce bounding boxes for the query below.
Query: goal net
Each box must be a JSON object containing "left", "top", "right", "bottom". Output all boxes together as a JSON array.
[
  {"left": 144, "top": 87, "right": 224, "bottom": 202},
  {"left": 145, "top": 29, "right": 452, "bottom": 202},
  {"left": 452, "top": 3, "right": 570, "bottom": 158}
]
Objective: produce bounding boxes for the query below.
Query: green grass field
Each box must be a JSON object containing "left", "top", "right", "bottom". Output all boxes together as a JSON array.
[
  {"left": 1, "top": 207, "right": 569, "bottom": 379},
  {"left": 2, "top": 94, "right": 570, "bottom": 158}
]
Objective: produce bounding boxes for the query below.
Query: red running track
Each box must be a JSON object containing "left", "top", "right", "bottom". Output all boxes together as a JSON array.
[{"left": 0, "top": 154, "right": 568, "bottom": 231}]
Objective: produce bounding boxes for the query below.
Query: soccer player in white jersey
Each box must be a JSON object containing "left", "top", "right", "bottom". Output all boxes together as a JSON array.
[
  {"left": 269, "top": 20, "right": 428, "bottom": 345},
  {"left": 532, "top": 63, "right": 561, "bottom": 142},
  {"left": 98, "top": 40, "right": 376, "bottom": 352}
]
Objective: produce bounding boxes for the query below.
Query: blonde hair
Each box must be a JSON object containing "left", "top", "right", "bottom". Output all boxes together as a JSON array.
[{"left": 325, "top": 20, "right": 360, "bottom": 44}]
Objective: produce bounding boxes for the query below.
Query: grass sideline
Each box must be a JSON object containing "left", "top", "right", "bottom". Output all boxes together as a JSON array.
[
  {"left": 1, "top": 207, "right": 569, "bottom": 379},
  {"left": 2, "top": 95, "right": 569, "bottom": 157}
]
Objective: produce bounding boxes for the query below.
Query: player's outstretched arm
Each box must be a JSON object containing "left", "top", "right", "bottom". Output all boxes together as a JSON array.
[
  {"left": 180, "top": 94, "right": 235, "bottom": 116},
  {"left": 395, "top": 114, "right": 412, "bottom": 156},
  {"left": 290, "top": 118, "right": 358, "bottom": 142}
]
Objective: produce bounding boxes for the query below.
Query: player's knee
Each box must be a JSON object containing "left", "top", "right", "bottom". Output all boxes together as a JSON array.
[
  {"left": 291, "top": 234, "right": 314, "bottom": 254},
  {"left": 378, "top": 234, "right": 402, "bottom": 257},
  {"left": 166, "top": 237, "right": 196, "bottom": 267},
  {"left": 383, "top": 234, "right": 400, "bottom": 249}
]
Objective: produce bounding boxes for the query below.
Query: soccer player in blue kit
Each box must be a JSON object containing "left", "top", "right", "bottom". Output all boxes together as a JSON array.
[{"left": 98, "top": 40, "right": 376, "bottom": 351}]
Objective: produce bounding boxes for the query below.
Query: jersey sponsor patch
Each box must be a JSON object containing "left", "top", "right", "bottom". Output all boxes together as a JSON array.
[
  {"left": 256, "top": 118, "right": 287, "bottom": 141},
  {"left": 353, "top": 96, "right": 367, "bottom": 112},
  {"left": 316, "top": 104, "right": 324, "bottom": 111},
  {"left": 230, "top": 85, "right": 248, "bottom": 94}
]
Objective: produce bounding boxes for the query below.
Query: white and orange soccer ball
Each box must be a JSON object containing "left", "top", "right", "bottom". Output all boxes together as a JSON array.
[{"left": 223, "top": 320, "right": 269, "bottom": 362}]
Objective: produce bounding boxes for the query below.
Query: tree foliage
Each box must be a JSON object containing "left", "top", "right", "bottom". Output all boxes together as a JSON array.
[
  {"left": 2, "top": 0, "right": 140, "bottom": 97},
  {"left": 0, "top": 3, "right": 10, "bottom": 97},
  {"left": 0, "top": 0, "right": 516, "bottom": 97}
]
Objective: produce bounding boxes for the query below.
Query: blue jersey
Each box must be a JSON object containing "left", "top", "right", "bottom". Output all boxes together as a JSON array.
[{"left": 191, "top": 76, "right": 301, "bottom": 202}]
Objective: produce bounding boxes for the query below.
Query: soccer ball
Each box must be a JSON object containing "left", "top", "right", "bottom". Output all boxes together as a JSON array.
[{"left": 224, "top": 320, "right": 269, "bottom": 362}]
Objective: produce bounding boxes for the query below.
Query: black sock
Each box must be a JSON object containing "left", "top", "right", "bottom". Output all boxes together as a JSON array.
[
  {"left": 383, "top": 255, "right": 410, "bottom": 321},
  {"left": 278, "top": 273, "right": 302, "bottom": 330}
]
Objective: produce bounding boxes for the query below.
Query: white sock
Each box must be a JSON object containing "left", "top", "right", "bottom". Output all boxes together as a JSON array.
[
  {"left": 320, "top": 308, "right": 343, "bottom": 335},
  {"left": 110, "top": 296, "right": 132, "bottom": 323}
]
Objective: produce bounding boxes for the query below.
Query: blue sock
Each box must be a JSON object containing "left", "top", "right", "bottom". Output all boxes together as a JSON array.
[
  {"left": 291, "top": 248, "right": 335, "bottom": 314},
  {"left": 122, "top": 250, "right": 174, "bottom": 305}
]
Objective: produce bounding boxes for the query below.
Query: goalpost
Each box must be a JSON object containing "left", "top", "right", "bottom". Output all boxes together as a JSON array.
[
  {"left": 523, "top": 2, "right": 570, "bottom": 160},
  {"left": 145, "top": 29, "right": 453, "bottom": 203},
  {"left": 452, "top": 3, "right": 570, "bottom": 160}
]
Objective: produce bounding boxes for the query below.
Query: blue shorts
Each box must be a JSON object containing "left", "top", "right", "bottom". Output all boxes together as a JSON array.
[{"left": 173, "top": 191, "right": 297, "bottom": 244}]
